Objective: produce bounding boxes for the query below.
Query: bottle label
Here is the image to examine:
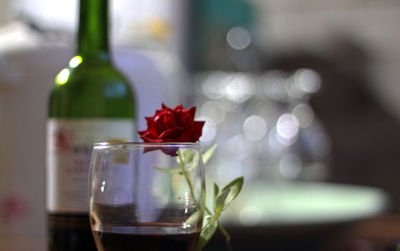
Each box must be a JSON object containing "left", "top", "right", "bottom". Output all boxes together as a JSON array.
[{"left": 46, "top": 119, "right": 135, "bottom": 213}]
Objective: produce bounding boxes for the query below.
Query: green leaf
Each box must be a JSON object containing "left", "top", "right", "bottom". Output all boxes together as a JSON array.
[
  {"left": 213, "top": 183, "right": 219, "bottom": 201},
  {"left": 177, "top": 150, "right": 200, "bottom": 173},
  {"left": 196, "top": 215, "right": 218, "bottom": 251},
  {"left": 180, "top": 149, "right": 195, "bottom": 164},
  {"left": 214, "top": 189, "right": 229, "bottom": 217},
  {"left": 220, "top": 177, "right": 244, "bottom": 210},
  {"left": 185, "top": 210, "right": 202, "bottom": 228},
  {"left": 187, "top": 151, "right": 200, "bottom": 172},
  {"left": 202, "top": 144, "right": 217, "bottom": 165}
]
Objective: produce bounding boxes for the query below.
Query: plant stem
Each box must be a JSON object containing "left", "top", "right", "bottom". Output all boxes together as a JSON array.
[
  {"left": 178, "top": 149, "right": 232, "bottom": 250},
  {"left": 178, "top": 150, "right": 196, "bottom": 200},
  {"left": 205, "top": 207, "right": 231, "bottom": 244},
  {"left": 217, "top": 221, "right": 231, "bottom": 243}
]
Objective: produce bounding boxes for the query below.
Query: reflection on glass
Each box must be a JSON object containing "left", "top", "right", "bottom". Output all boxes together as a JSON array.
[
  {"left": 69, "top": 56, "right": 82, "bottom": 68},
  {"left": 56, "top": 68, "right": 69, "bottom": 85}
]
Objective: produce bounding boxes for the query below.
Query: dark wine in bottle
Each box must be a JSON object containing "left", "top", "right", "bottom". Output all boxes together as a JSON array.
[{"left": 46, "top": 0, "right": 136, "bottom": 250}]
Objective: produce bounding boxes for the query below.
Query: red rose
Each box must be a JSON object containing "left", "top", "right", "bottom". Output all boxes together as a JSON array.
[{"left": 138, "top": 104, "right": 205, "bottom": 143}]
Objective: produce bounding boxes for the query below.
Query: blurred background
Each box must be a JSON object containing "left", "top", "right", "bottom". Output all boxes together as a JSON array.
[{"left": 0, "top": 0, "right": 399, "bottom": 250}]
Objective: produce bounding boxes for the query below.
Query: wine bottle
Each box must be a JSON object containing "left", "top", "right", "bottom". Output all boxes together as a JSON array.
[{"left": 46, "top": 0, "right": 136, "bottom": 250}]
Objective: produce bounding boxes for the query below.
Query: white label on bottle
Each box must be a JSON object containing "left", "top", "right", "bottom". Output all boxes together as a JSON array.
[{"left": 46, "top": 119, "right": 135, "bottom": 213}]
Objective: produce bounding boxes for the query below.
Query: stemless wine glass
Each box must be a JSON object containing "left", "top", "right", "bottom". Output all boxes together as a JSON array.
[{"left": 88, "top": 142, "right": 205, "bottom": 251}]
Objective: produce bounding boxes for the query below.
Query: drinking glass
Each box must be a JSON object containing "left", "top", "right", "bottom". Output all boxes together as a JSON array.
[{"left": 88, "top": 142, "right": 205, "bottom": 251}]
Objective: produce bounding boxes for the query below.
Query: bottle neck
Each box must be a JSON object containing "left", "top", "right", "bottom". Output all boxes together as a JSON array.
[{"left": 77, "top": 0, "right": 110, "bottom": 62}]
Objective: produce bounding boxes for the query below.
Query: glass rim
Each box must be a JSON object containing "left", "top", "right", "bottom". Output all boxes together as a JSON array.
[{"left": 93, "top": 141, "right": 201, "bottom": 149}]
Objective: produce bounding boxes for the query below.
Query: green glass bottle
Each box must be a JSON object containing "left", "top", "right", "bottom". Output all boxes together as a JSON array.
[{"left": 46, "top": 0, "right": 136, "bottom": 250}]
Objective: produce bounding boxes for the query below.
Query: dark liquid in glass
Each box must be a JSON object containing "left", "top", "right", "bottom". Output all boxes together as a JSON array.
[{"left": 93, "top": 223, "right": 199, "bottom": 251}]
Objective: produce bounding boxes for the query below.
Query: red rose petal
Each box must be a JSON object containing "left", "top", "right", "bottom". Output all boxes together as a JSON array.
[
  {"left": 138, "top": 104, "right": 205, "bottom": 147},
  {"left": 159, "top": 127, "right": 183, "bottom": 139},
  {"left": 139, "top": 131, "right": 157, "bottom": 141}
]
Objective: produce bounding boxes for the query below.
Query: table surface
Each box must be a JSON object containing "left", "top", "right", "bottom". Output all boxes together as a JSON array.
[
  {"left": 335, "top": 213, "right": 400, "bottom": 251},
  {"left": 205, "top": 213, "right": 400, "bottom": 251}
]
